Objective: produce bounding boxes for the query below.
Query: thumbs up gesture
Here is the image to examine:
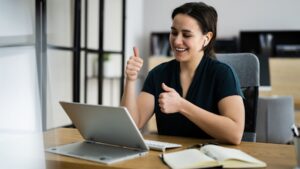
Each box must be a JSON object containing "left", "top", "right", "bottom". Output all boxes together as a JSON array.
[
  {"left": 125, "top": 47, "right": 144, "bottom": 81},
  {"left": 158, "top": 83, "right": 182, "bottom": 113}
]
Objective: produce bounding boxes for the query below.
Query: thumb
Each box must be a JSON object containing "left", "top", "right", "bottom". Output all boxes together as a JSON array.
[
  {"left": 162, "top": 83, "right": 174, "bottom": 92},
  {"left": 133, "top": 46, "right": 139, "bottom": 57}
]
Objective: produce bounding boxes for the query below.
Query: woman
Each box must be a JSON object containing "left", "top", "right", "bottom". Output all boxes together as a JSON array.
[{"left": 121, "top": 2, "right": 245, "bottom": 145}]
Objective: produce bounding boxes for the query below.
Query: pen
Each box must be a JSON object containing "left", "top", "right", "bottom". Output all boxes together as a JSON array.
[
  {"left": 160, "top": 152, "right": 168, "bottom": 166},
  {"left": 187, "top": 142, "right": 219, "bottom": 149},
  {"left": 291, "top": 124, "right": 299, "bottom": 137}
]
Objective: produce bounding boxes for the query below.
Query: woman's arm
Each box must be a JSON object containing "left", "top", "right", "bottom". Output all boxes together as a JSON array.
[
  {"left": 121, "top": 79, "right": 140, "bottom": 125},
  {"left": 159, "top": 83, "right": 245, "bottom": 145},
  {"left": 180, "top": 96, "right": 244, "bottom": 145},
  {"left": 121, "top": 47, "right": 155, "bottom": 128}
]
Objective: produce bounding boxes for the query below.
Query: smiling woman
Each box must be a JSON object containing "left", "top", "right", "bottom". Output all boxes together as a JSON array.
[{"left": 122, "top": 2, "right": 244, "bottom": 145}]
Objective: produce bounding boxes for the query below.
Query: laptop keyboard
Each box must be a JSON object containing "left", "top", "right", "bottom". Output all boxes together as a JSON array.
[{"left": 145, "top": 139, "right": 182, "bottom": 151}]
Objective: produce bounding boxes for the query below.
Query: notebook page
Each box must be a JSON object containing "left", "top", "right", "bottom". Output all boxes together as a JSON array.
[
  {"left": 200, "top": 145, "right": 265, "bottom": 164},
  {"left": 163, "top": 149, "right": 218, "bottom": 169}
]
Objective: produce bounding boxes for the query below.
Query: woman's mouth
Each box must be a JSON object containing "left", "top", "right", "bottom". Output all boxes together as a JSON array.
[{"left": 175, "top": 48, "right": 187, "bottom": 52}]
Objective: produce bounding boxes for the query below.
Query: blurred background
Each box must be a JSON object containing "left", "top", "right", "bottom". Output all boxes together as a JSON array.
[{"left": 0, "top": 0, "right": 300, "bottom": 168}]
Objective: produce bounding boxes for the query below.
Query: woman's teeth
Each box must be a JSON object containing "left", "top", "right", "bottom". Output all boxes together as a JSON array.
[{"left": 176, "top": 48, "right": 186, "bottom": 52}]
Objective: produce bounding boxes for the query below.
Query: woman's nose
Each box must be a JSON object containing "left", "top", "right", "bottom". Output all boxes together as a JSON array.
[{"left": 173, "top": 34, "right": 183, "bottom": 45}]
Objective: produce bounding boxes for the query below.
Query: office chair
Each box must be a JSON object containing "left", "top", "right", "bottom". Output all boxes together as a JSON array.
[
  {"left": 256, "top": 96, "right": 294, "bottom": 144},
  {"left": 216, "top": 53, "right": 260, "bottom": 142}
]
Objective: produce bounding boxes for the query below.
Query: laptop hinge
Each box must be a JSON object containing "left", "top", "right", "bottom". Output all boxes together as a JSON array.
[{"left": 84, "top": 140, "right": 145, "bottom": 152}]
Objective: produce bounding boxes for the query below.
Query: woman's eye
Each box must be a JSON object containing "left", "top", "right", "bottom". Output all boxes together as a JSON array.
[
  {"left": 183, "top": 34, "right": 192, "bottom": 38},
  {"left": 171, "top": 31, "right": 178, "bottom": 36}
]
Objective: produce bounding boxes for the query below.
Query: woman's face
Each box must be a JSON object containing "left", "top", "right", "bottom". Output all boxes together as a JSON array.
[{"left": 169, "top": 14, "right": 206, "bottom": 62}]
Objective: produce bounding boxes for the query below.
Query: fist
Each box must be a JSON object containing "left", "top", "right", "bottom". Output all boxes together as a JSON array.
[
  {"left": 158, "top": 83, "right": 182, "bottom": 113},
  {"left": 125, "top": 47, "right": 143, "bottom": 81}
]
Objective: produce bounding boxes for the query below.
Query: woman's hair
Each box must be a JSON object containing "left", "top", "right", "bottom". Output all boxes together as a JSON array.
[{"left": 172, "top": 2, "right": 218, "bottom": 58}]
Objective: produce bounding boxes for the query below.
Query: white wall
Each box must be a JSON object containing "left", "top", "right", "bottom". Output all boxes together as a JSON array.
[
  {"left": 0, "top": 46, "right": 41, "bottom": 132},
  {"left": 142, "top": 0, "right": 300, "bottom": 57},
  {"left": 125, "top": 0, "right": 145, "bottom": 60},
  {"left": 125, "top": 0, "right": 145, "bottom": 91},
  {"left": 0, "top": 1, "right": 46, "bottom": 167},
  {"left": 47, "top": 0, "right": 73, "bottom": 129},
  {"left": 0, "top": 0, "right": 33, "bottom": 36},
  {"left": 0, "top": 0, "right": 42, "bottom": 132}
]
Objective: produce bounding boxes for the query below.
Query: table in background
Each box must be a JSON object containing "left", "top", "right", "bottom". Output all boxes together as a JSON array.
[{"left": 44, "top": 128, "right": 296, "bottom": 169}]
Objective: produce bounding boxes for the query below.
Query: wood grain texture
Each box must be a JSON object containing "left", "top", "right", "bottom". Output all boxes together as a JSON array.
[{"left": 44, "top": 128, "right": 296, "bottom": 169}]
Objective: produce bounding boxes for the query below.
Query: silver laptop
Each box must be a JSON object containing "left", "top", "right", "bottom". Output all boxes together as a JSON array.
[{"left": 46, "top": 101, "right": 149, "bottom": 164}]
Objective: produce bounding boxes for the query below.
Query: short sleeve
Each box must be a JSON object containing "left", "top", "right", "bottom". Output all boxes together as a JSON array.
[
  {"left": 142, "top": 70, "right": 156, "bottom": 95},
  {"left": 215, "top": 64, "right": 243, "bottom": 102}
]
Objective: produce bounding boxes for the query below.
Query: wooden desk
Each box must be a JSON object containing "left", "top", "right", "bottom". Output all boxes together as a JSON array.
[{"left": 44, "top": 128, "right": 296, "bottom": 169}]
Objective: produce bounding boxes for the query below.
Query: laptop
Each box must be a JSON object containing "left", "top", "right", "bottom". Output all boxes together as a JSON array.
[{"left": 46, "top": 101, "right": 149, "bottom": 164}]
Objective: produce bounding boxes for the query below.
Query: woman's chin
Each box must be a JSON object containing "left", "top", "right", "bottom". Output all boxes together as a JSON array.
[
  {"left": 175, "top": 58, "right": 189, "bottom": 63},
  {"left": 175, "top": 54, "right": 187, "bottom": 61}
]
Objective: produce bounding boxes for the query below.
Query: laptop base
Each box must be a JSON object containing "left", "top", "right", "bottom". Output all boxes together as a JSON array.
[{"left": 46, "top": 141, "right": 148, "bottom": 164}]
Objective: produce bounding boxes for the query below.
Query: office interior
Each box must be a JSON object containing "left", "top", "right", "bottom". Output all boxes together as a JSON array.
[{"left": 1, "top": 0, "right": 300, "bottom": 168}]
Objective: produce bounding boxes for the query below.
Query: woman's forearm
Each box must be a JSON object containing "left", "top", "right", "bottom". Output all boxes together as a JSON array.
[
  {"left": 179, "top": 97, "right": 244, "bottom": 145},
  {"left": 121, "top": 80, "right": 140, "bottom": 126}
]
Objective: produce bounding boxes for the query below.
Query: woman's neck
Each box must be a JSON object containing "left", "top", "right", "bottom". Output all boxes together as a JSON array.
[{"left": 180, "top": 52, "right": 204, "bottom": 75}]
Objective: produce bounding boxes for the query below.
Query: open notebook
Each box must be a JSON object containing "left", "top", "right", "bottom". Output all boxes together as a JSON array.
[
  {"left": 162, "top": 144, "right": 267, "bottom": 168},
  {"left": 46, "top": 101, "right": 149, "bottom": 164}
]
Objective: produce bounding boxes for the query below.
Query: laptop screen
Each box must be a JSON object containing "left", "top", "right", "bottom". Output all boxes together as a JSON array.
[{"left": 59, "top": 101, "right": 148, "bottom": 151}]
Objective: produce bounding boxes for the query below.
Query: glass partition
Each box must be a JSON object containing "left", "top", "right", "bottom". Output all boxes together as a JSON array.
[{"left": 0, "top": 1, "right": 45, "bottom": 168}]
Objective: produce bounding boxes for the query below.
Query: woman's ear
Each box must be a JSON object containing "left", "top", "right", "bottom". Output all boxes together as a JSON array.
[
  {"left": 204, "top": 32, "right": 213, "bottom": 46},
  {"left": 204, "top": 37, "right": 208, "bottom": 46}
]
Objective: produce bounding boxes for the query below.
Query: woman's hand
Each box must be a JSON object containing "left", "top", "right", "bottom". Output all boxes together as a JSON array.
[
  {"left": 125, "top": 47, "right": 143, "bottom": 81},
  {"left": 158, "top": 83, "right": 183, "bottom": 113}
]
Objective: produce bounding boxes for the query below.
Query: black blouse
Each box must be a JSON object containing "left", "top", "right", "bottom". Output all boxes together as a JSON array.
[{"left": 142, "top": 55, "right": 243, "bottom": 139}]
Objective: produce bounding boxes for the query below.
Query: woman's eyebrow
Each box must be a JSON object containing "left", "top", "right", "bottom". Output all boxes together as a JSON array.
[
  {"left": 171, "top": 27, "right": 192, "bottom": 33},
  {"left": 182, "top": 29, "right": 192, "bottom": 33}
]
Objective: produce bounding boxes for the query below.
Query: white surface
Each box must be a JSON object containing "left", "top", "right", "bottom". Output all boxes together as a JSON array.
[
  {"left": 0, "top": 132, "right": 45, "bottom": 169},
  {"left": 46, "top": 49, "right": 72, "bottom": 129},
  {"left": 0, "top": 0, "right": 33, "bottom": 36},
  {"left": 0, "top": 46, "right": 41, "bottom": 132},
  {"left": 47, "top": 0, "right": 72, "bottom": 47},
  {"left": 0, "top": 46, "right": 45, "bottom": 168},
  {"left": 104, "top": 0, "right": 123, "bottom": 51}
]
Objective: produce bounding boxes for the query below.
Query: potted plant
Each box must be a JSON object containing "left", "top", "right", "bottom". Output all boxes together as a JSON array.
[
  {"left": 92, "top": 53, "right": 119, "bottom": 78},
  {"left": 103, "top": 53, "right": 114, "bottom": 77}
]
